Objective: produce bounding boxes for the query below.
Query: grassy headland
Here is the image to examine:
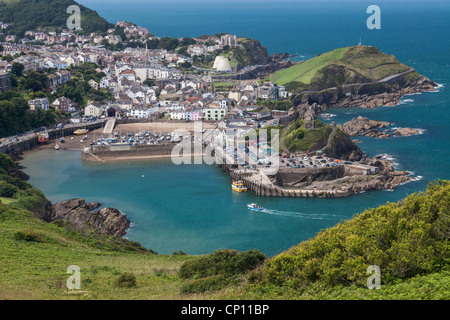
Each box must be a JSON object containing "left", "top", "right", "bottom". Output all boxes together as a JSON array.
[{"left": 271, "top": 45, "right": 419, "bottom": 93}]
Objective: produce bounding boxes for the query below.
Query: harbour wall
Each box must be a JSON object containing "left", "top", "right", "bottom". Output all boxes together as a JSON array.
[
  {"left": 222, "top": 164, "right": 353, "bottom": 198},
  {"left": 81, "top": 143, "right": 202, "bottom": 161},
  {"left": 0, "top": 121, "right": 106, "bottom": 156}
]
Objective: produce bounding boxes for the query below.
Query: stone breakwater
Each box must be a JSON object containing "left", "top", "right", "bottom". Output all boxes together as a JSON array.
[
  {"left": 222, "top": 156, "right": 412, "bottom": 198},
  {"left": 224, "top": 165, "right": 354, "bottom": 198}
]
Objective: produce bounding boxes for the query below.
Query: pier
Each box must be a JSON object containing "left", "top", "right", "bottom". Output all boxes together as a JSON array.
[{"left": 222, "top": 163, "right": 354, "bottom": 198}]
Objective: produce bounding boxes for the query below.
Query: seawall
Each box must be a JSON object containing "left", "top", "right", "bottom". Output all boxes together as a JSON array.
[
  {"left": 222, "top": 164, "right": 353, "bottom": 198},
  {"left": 0, "top": 121, "right": 106, "bottom": 155}
]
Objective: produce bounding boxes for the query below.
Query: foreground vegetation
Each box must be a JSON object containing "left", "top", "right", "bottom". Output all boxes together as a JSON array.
[
  {"left": 0, "top": 152, "right": 448, "bottom": 299},
  {"left": 239, "top": 180, "right": 450, "bottom": 299}
]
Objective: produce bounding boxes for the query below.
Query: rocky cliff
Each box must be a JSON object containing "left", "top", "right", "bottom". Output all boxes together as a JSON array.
[
  {"left": 49, "top": 198, "right": 131, "bottom": 237},
  {"left": 286, "top": 46, "right": 438, "bottom": 111},
  {"left": 323, "top": 127, "right": 363, "bottom": 161}
]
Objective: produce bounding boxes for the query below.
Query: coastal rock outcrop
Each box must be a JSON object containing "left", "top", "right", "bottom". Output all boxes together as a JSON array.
[
  {"left": 323, "top": 128, "right": 363, "bottom": 162},
  {"left": 50, "top": 198, "right": 131, "bottom": 237},
  {"left": 391, "top": 127, "right": 421, "bottom": 137},
  {"left": 340, "top": 117, "right": 422, "bottom": 139},
  {"left": 341, "top": 116, "right": 391, "bottom": 137}
]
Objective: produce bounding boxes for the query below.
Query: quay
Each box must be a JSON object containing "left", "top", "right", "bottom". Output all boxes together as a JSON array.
[{"left": 0, "top": 120, "right": 107, "bottom": 155}]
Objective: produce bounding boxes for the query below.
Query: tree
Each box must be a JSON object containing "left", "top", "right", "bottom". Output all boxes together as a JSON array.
[
  {"left": 143, "top": 78, "right": 155, "bottom": 87},
  {"left": 11, "top": 62, "right": 24, "bottom": 77}
]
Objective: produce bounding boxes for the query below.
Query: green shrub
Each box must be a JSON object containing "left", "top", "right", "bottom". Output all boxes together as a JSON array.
[
  {"left": 0, "top": 180, "right": 19, "bottom": 198},
  {"left": 115, "top": 272, "right": 137, "bottom": 288},
  {"left": 179, "top": 249, "right": 267, "bottom": 293},
  {"left": 13, "top": 229, "right": 41, "bottom": 242},
  {"left": 180, "top": 275, "right": 231, "bottom": 294},
  {"left": 258, "top": 180, "right": 450, "bottom": 289}
]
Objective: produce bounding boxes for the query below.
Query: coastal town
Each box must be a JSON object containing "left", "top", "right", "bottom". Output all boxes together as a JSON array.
[
  {"left": 0, "top": 21, "right": 290, "bottom": 123},
  {"left": 0, "top": 19, "right": 426, "bottom": 198}
]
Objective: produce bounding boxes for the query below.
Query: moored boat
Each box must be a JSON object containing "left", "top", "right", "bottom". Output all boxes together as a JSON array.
[
  {"left": 231, "top": 180, "right": 247, "bottom": 192},
  {"left": 247, "top": 203, "right": 264, "bottom": 211},
  {"left": 37, "top": 131, "right": 49, "bottom": 144},
  {"left": 74, "top": 129, "right": 89, "bottom": 135}
]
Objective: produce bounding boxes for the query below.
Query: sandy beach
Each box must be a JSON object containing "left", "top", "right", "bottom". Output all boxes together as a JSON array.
[{"left": 35, "top": 121, "right": 217, "bottom": 152}]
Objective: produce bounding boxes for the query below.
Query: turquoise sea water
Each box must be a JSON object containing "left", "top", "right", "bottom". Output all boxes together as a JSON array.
[{"left": 22, "top": 0, "right": 450, "bottom": 256}]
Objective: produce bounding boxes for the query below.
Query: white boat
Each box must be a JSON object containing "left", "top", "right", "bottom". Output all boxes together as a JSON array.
[
  {"left": 247, "top": 203, "right": 264, "bottom": 211},
  {"left": 55, "top": 144, "right": 60, "bottom": 150}
]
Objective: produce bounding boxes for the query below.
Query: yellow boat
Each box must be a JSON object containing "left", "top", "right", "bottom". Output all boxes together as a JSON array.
[
  {"left": 232, "top": 180, "right": 247, "bottom": 192},
  {"left": 74, "top": 129, "right": 89, "bottom": 135}
]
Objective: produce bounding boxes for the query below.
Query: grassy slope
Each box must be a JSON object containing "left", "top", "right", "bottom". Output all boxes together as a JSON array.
[
  {"left": 0, "top": 204, "right": 222, "bottom": 299},
  {"left": 272, "top": 47, "right": 348, "bottom": 85},
  {"left": 272, "top": 45, "right": 412, "bottom": 87},
  {"left": 335, "top": 45, "right": 410, "bottom": 80},
  {"left": 281, "top": 118, "right": 331, "bottom": 152},
  {"left": 0, "top": 197, "right": 15, "bottom": 204}
]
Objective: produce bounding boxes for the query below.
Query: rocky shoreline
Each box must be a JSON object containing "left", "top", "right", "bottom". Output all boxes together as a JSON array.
[
  {"left": 292, "top": 73, "right": 438, "bottom": 112},
  {"left": 340, "top": 116, "right": 423, "bottom": 139},
  {"left": 49, "top": 198, "right": 131, "bottom": 238},
  {"left": 10, "top": 152, "right": 132, "bottom": 238}
]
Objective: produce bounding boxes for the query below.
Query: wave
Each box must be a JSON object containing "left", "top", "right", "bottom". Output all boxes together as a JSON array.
[
  {"left": 258, "top": 209, "right": 342, "bottom": 220},
  {"left": 377, "top": 153, "right": 396, "bottom": 162},
  {"left": 399, "top": 98, "right": 414, "bottom": 104},
  {"left": 390, "top": 127, "right": 426, "bottom": 135},
  {"left": 376, "top": 153, "right": 400, "bottom": 168},
  {"left": 319, "top": 113, "right": 337, "bottom": 118},
  {"left": 415, "top": 128, "right": 427, "bottom": 135},
  {"left": 435, "top": 83, "right": 445, "bottom": 91}
]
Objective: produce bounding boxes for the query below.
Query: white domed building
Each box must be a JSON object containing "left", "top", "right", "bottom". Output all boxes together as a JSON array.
[{"left": 213, "top": 56, "right": 232, "bottom": 72}]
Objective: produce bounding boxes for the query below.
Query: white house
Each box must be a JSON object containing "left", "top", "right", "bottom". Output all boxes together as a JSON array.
[
  {"left": 84, "top": 102, "right": 103, "bottom": 117},
  {"left": 202, "top": 107, "right": 227, "bottom": 121}
]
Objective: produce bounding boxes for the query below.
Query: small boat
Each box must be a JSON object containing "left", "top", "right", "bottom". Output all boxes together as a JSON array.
[
  {"left": 55, "top": 144, "right": 60, "bottom": 150},
  {"left": 37, "top": 131, "right": 49, "bottom": 144},
  {"left": 74, "top": 129, "right": 89, "bottom": 135},
  {"left": 231, "top": 180, "right": 247, "bottom": 192},
  {"left": 247, "top": 203, "right": 264, "bottom": 211},
  {"left": 60, "top": 137, "right": 65, "bottom": 143}
]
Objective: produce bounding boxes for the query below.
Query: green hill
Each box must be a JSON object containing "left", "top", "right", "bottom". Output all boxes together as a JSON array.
[
  {"left": 272, "top": 47, "right": 348, "bottom": 85},
  {"left": 272, "top": 45, "right": 417, "bottom": 92},
  {"left": 0, "top": 0, "right": 113, "bottom": 36}
]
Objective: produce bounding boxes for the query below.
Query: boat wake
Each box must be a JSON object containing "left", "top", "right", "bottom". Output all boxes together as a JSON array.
[
  {"left": 319, "top": 113, "right": 337, "bottom": 118},
  {"left": 260, "top": 209, "right": 342, "bottom": 220}
]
